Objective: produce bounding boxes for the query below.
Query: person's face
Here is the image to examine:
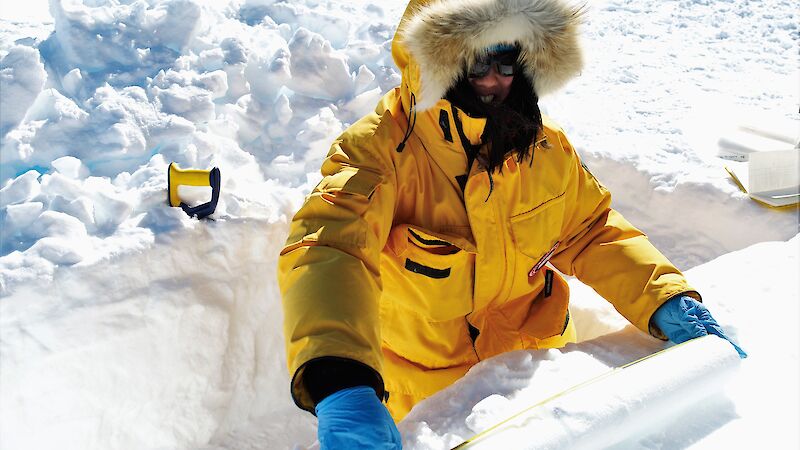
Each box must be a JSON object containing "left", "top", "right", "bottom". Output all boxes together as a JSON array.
[
  {"left": 468, "top": 65, "right": 514, "bottom": 104},
  {"left": 467, "top": 50, "right": 517, "bottom": 105}
]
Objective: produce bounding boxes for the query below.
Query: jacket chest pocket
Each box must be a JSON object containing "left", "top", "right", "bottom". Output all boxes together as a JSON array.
[
  {"left": 381, "top": 224, "right": 475, "bottom": 322},
  {"left": 509, "top": 194, "right": 566, "bottom": 270}
]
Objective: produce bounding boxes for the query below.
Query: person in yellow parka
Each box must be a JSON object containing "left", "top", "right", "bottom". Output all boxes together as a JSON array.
[{"left": 277, "top": 0, "right": 746, "bottom": 448}]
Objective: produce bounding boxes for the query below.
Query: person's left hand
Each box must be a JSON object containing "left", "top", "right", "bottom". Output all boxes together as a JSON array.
[
  {"left": 315, "top": 386, "right": 402, "bottom": 449},
  {"left": 651, "top": 295, "right": 747, "bottom": 358}
]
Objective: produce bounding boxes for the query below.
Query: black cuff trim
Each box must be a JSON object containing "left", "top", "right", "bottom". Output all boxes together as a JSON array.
[{"left": 290, "top": 356, "right": 385, "bottom": 416}]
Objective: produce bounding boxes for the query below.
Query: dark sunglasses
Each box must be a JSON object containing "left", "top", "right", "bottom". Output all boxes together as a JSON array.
[{"left": 467, "top": 52, "right": 518, "bottom": 78}]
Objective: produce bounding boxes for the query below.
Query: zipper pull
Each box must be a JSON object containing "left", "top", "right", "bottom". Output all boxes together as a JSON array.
[{"left": 529, "top": 241, "right": 560, "bottom": 277}]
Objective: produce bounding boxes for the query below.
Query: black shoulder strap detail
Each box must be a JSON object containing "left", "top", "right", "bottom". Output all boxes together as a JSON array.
[
  {"left": 451, "top": 105, "right": 480, "bottom": 168},
  {"left": 439, "top": 109, "right": 453, "bottom": 142}
]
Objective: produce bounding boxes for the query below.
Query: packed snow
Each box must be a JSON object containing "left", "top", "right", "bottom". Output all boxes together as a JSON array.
[
  {"left": 410, "top": 336, "right": 744, "bottom": 450},
  {"left": 0, "top": 0, "right": 797, "bottom": 449}
]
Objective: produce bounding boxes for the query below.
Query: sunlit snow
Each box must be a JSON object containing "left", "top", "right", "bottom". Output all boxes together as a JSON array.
[{"left": 0, "top": 0, "right": 797, "bottom": 449}]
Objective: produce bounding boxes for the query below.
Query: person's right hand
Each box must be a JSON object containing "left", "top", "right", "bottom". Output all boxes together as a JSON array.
[{"left": 315, "top": 386, "right": 402, "bottom": 449}]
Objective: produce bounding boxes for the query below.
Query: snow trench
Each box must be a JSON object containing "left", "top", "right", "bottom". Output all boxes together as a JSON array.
[{"left": 1, "top": 0, "right": 797, "bottom": 448}]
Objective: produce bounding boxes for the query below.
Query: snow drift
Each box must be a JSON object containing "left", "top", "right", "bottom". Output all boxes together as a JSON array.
[{"left": 1, "top": 0, "right": 798, "bottom": 449}]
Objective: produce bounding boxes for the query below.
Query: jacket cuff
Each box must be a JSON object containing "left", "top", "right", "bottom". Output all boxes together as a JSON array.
[{"left": 291, "top": 356, "right": 385, "bottom": 415}]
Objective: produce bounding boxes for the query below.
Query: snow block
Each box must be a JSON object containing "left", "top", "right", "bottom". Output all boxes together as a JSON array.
[{"left": 460, "top": 336, "right": 741, "bottom": 450}]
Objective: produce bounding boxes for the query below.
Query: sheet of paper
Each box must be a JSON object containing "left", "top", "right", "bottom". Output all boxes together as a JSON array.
[
  {"left": 748, "top": 150, "right": 800, "bottom": 193},
  {"left": 748, "top": 150, "right": 800, "bottom": 206}
]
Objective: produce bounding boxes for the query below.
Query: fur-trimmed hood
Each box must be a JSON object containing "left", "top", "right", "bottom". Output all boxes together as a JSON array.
[{"left": 393, "top": 0, "right": 584, "bottom": 111}]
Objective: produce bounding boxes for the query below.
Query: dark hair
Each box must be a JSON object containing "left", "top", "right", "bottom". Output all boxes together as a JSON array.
[{"left": 445, "top": 72, "right": 542, "bottom": 175}]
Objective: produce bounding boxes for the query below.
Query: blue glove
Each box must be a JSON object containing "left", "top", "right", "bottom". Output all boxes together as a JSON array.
[
  {"left": 651, "top": 295, "right": 747, "bottom": 358},
  {"left": 315, "top": 386, "right": 402, "bottom": 449}
]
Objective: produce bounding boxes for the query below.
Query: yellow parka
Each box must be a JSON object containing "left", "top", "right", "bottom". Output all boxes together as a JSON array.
[{"left": 278, "top": 0, "right": 698, "bottom": 421}]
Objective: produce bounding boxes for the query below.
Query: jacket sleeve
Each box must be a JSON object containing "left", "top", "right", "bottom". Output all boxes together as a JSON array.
[
  {"left": 277, "top": 124, "right": 397, "bottom": 413},
  {"left": 548, "top": 129, "right": 700, "bottom": 337}
]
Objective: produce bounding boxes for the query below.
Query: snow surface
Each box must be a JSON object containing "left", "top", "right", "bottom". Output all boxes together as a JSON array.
[
  {"left": 422, "top": 336, "right": 743, "bottom": 450},
  {"left": 0, "top": 0, "right": 798, "bottom": 449}
]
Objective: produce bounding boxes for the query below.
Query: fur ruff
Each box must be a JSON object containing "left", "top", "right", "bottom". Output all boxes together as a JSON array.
[{"left": 400, "top": 0, "right": 585, "bottom": 111}]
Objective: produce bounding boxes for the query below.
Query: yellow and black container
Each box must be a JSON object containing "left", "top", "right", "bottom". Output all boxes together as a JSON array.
[{"left": 167, "top": 163, "right": 221, "bottom": 219}]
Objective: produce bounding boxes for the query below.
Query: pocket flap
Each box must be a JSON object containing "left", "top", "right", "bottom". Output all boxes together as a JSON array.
[
  {"left": 317, "top": 166, "right": 382, "bottom": 198},
  {"left": 510, "top": 194, "right": 566, "bottom": 261}
]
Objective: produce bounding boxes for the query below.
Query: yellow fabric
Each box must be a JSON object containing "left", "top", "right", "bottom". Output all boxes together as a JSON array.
[
  {"left": 385, "top": 312, "right": 576, "bottom": 421},
  {"left": 278, "top": 1, "right": 697, "bottom": 419}
]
